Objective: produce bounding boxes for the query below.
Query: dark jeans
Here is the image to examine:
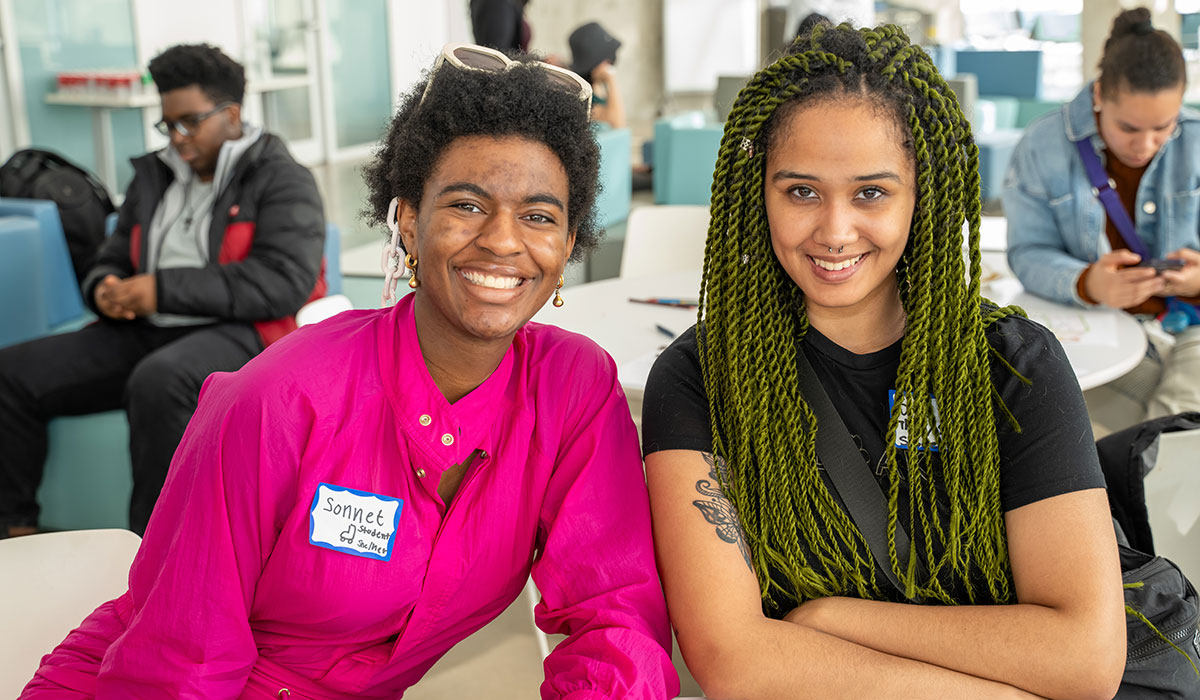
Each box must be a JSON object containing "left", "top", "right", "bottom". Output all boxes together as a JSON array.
[{"left": 0, "top": 319, "right": 260, "bottom": 534}]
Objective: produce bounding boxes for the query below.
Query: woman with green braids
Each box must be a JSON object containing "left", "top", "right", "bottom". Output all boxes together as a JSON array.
[{"left": 641, "top": 22, "right": 1126, "bottom": 699}]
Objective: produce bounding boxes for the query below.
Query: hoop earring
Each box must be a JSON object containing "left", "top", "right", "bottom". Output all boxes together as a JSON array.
[
  {"left": 405, "top": 254, "right": 420, "bottom": 289},
  {"left": 552, "top": 275, "right": 564, "bottom": 307}
]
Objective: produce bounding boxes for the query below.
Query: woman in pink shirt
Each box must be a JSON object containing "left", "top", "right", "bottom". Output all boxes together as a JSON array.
[{"left": 22, "top": 44, "right": 678, "bottom": 700}]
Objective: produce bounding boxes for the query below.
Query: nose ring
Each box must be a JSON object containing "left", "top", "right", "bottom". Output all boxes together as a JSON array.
[{"left": 827, "top": 246, "right": 844, "bottom": 254}]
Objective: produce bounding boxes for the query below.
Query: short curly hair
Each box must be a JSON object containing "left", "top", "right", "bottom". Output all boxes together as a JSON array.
[
  {"left": 363, "top": 54, "right": 601, "bottom": 262},
  {"left": 147, "top": 43, "right": 245, "bottom": 105}
]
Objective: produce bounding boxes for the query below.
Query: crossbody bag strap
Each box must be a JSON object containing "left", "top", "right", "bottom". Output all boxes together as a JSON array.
[
  {"left": 794, "top": 346, "right": 926, "bottom": 599},
  {"left": 1073, "top": 137, "right": 1151, "bottom": 260}
]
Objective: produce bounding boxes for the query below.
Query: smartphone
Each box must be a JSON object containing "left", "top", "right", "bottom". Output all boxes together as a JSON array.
[{"left": 1137, "top": 259, "right": 1186, "bottom": 273}]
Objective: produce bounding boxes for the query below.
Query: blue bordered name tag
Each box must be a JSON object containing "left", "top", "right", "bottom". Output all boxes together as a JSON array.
[
  {"left": 888, "top": 390, "right": 940, "bottom": 452},
  {"left": 309, "top": 482, "right": 403, "bottom": 561}
]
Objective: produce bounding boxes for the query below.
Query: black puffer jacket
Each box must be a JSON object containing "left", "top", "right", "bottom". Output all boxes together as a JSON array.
[{"left": 82, "top": 133, "right": 326, "bottom": 346}]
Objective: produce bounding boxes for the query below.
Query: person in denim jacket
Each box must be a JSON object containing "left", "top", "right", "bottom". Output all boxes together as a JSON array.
[{"left": 1003, "top": 7, "right": 1200, "bottom": 424}]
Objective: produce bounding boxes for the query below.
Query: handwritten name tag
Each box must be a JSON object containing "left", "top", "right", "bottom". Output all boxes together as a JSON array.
[
  {"left": 308, "top": 482, "right": 403, "bottom": 561},
  {"left": 888, "top": 390, "right": 941, "bottom": 452}
]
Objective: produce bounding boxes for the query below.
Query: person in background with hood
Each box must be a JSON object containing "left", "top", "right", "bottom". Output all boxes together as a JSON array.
[{"left": 569, "top": 21, "right": 626, "bottom": 129}]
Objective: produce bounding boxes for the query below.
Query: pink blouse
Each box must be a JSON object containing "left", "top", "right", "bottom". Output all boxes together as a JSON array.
[{"left": 23, "top": 294, "right": 678, "bottom": 699}]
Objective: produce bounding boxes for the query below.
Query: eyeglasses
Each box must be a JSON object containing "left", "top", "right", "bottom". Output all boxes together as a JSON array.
[
  {"left": 154, "top": 102, "right": 233, "bottom": 137},
  {"left": 420, "top": 43, "right": 592, "bottom": 118}
]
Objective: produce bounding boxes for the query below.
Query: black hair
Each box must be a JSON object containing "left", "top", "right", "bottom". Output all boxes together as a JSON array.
[
  {"left": 795, "top": 12, "right": 832, "bottom": 41},
  {"left": 147, "top": 43, "right": 246, "bottom": 104},
  {"left": 765, "top": 24, "right": 919, "bottom": 176},
  {"left": 1098, "top": 7, "right": 1185, "bottom": 98},
  {"left": 709, "top": 23, "right": 1015, "bottom": 608},
  {"left": 363, "top": 54, "right": 601, "bottom": 262}
]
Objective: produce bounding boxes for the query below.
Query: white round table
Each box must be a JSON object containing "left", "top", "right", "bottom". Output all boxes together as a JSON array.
[
  {"left": 532, "top": 269, "right": 703, "bottom": 399},
  {"left": 534, "top": 266, "right": 1147, "bottom": 396},
  {"left": 981, "top": 252, "right": 1147, "bottom": 391}
]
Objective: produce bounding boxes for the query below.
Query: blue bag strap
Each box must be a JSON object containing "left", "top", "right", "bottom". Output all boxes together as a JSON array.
[{"left": 1073, "top": 137, "right": 1151, "bottom": 260}]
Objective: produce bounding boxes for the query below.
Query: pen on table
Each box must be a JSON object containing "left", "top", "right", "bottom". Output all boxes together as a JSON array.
[
  {"left": 629, "top": 297, "right": 698, "bottom": 308},
  {"left": 656, "top": 324, "right": 677, "bottom": 340}
]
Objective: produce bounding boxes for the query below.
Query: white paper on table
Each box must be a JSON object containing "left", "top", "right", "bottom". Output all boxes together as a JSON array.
[
  {"left": 1145, "top": 429, "right": 1200, "bottom": 536},
  {"left": 1025, "top": 309, "right": 1119, "bottom": 347},
  {"left": 618, "top": 348, "right": 665, "bottom": 393}
]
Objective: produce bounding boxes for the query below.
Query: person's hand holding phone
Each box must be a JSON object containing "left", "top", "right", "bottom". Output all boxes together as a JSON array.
[
  {"left": 1082, "top": 249, "right": 1165, "bottom": 309},
  {"left": 1159, "top": 248, "right": 1200, "bottom": 297}
]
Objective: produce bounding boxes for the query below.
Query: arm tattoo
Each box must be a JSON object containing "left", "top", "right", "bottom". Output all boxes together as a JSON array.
[{"left": 692, "top": 452, "right": 752, "bottom": 570}]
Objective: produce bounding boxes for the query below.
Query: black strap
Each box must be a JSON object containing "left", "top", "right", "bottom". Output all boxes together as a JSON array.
[{"left": 794, "top": 345, "right": 926, "bottom": 599}]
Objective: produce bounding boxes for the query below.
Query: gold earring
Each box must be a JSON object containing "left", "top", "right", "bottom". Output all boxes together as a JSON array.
[
  {"left": 552, "top": 275, "right": 564, "bottom": 307},
  {"left": 405, "top": 254, "right": 420, "bottom": 289}
]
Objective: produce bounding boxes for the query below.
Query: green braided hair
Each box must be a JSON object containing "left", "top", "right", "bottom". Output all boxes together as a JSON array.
[{"left": 699, "top": 22, "right": 1024, "bottom": 611}]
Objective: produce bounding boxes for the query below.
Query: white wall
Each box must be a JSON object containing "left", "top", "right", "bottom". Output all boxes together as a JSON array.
[
  {"left": 389, "top": 0, "right": 470, "bottom": 102},
  {"left": 131, "top": 0, "right": 244, "bottom": 67}
]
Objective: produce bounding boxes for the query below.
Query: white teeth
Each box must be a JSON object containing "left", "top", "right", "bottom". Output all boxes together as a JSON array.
[
  {"left": 462, "top": 270, "right": 522, "bottom": 289},
  {"left": 812, "top": 254, "right": 863, "bottom": 271}
]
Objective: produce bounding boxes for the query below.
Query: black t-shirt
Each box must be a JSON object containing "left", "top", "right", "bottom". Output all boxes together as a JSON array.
[{"left": 642, "top": 313, "right": 1105, "bottom": 608}]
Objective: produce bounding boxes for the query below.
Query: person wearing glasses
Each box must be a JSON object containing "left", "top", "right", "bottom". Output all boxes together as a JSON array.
[
  {"left": 0, "top": 42, "right": 325, "bottom": 538},
  {"left": 21, "top": 43, "right": 678, "bottom": 700}
]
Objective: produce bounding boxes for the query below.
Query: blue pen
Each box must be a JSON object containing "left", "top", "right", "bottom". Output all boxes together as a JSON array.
[
  {"left": 656, "top": 324, "right": 676, "bottom": 339},
  {"left": 629, "top": 297, "right": 699, "bottom": 308}
]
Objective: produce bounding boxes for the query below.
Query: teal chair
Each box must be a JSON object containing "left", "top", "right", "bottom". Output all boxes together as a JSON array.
[
  {"left": 653, "top": 112, "right": 723, "bottom": 206},
  {"left": 1181, "top": 13, "right": 1200, "bottom": 50},
  {"left": 976, "top": 129, "right": 1023, "bottom": 202},
  {"left": 1016, "top": 99, "right": 1063, "bottom": 128},
  {"left": 0, "top": 216, "right": 47, "bottom": 348},
  {"left": 593, "top": 125, "right": 633, "bottom": 228},
  {"left": 38, "top": 412, "right": 132, "bottom": 531},
  {"left": 978, "top": 96, "right": 1020, "bottom": 130}
]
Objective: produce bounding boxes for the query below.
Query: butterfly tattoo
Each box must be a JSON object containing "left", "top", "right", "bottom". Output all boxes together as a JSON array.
[{"left": 693, "top": 452, "right": 752, "bottom": 570}]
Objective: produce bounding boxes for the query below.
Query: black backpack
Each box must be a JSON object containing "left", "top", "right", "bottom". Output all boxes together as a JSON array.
[
  {"left": 1098, "top": 413, "right": 1200, "bottom": 697},
  {"left": 0, "top": 148, "right": 116, "bottom": 285}
]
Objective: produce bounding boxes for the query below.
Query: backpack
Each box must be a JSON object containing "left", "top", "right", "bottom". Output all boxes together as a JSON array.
[
  {"left": 1097, "top": 413, "right": 1200, "bottom": 698},
  {"left": 0, "top": 148, "right": 116, "bottom": 285}
]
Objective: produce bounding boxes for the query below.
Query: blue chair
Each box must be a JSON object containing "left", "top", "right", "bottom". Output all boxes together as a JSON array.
[
  {"left": 653, "top": 112, "right": 723, "bottom": 206},
  {"left": 955, "top": 50, "right": 1043, "bottom": 99},
  {"left": 593, "top": 126, "right": 633, "bottom": 228},
  {"left": 0, "top": 216, "right": 47, "bottom": 348},
  {"left": 0, "top": 198, "right": 86, "bottom": 329}
]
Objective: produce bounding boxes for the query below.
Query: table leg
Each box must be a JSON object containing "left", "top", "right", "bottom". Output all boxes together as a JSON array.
[{"left": 91, "top": 106, "right": 118, "bottom": 197}]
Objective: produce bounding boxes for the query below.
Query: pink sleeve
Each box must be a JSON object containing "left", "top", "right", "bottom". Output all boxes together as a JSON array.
[
  {"left": 532, "top": 346, "right": 679, "bottom": 700},
  {"left": 92, "top": 369, "right": 311, "bottom": 698}
]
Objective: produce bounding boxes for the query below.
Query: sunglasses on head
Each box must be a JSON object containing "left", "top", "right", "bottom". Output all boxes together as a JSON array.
[{"left": 420, "top": 43, "right": 592, "bottom": 118}]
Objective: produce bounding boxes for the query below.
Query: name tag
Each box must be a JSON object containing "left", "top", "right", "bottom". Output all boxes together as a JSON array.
[
  {"left": 889, "top": 390, "right": 940, "bottom": 452},
  {"left": 309, "top": 482, "right": 403, "bottom": 561}
]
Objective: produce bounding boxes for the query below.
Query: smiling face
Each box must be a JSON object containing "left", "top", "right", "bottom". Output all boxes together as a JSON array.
[
  {"left": 159, "top": 85, "right": 241, "bottom": 180},
  {"left": 1094, "top": 81, "right": 1183, "bottom": 168},
  {"left": 764, "top": 98, "right": 916, "bottom": 326},
  {"left": 398, "top": 135, "right": 575, "bottom": 348}
]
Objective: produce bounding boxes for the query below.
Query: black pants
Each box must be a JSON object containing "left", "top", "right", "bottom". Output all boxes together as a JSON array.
[{"left": 0, "top": 319, "right": 260, "bottom": 534}]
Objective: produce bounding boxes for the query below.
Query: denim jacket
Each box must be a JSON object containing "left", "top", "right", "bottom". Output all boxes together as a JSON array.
[{"left": 1002, "top": 84, "right": 1200, "bottom": 307}]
